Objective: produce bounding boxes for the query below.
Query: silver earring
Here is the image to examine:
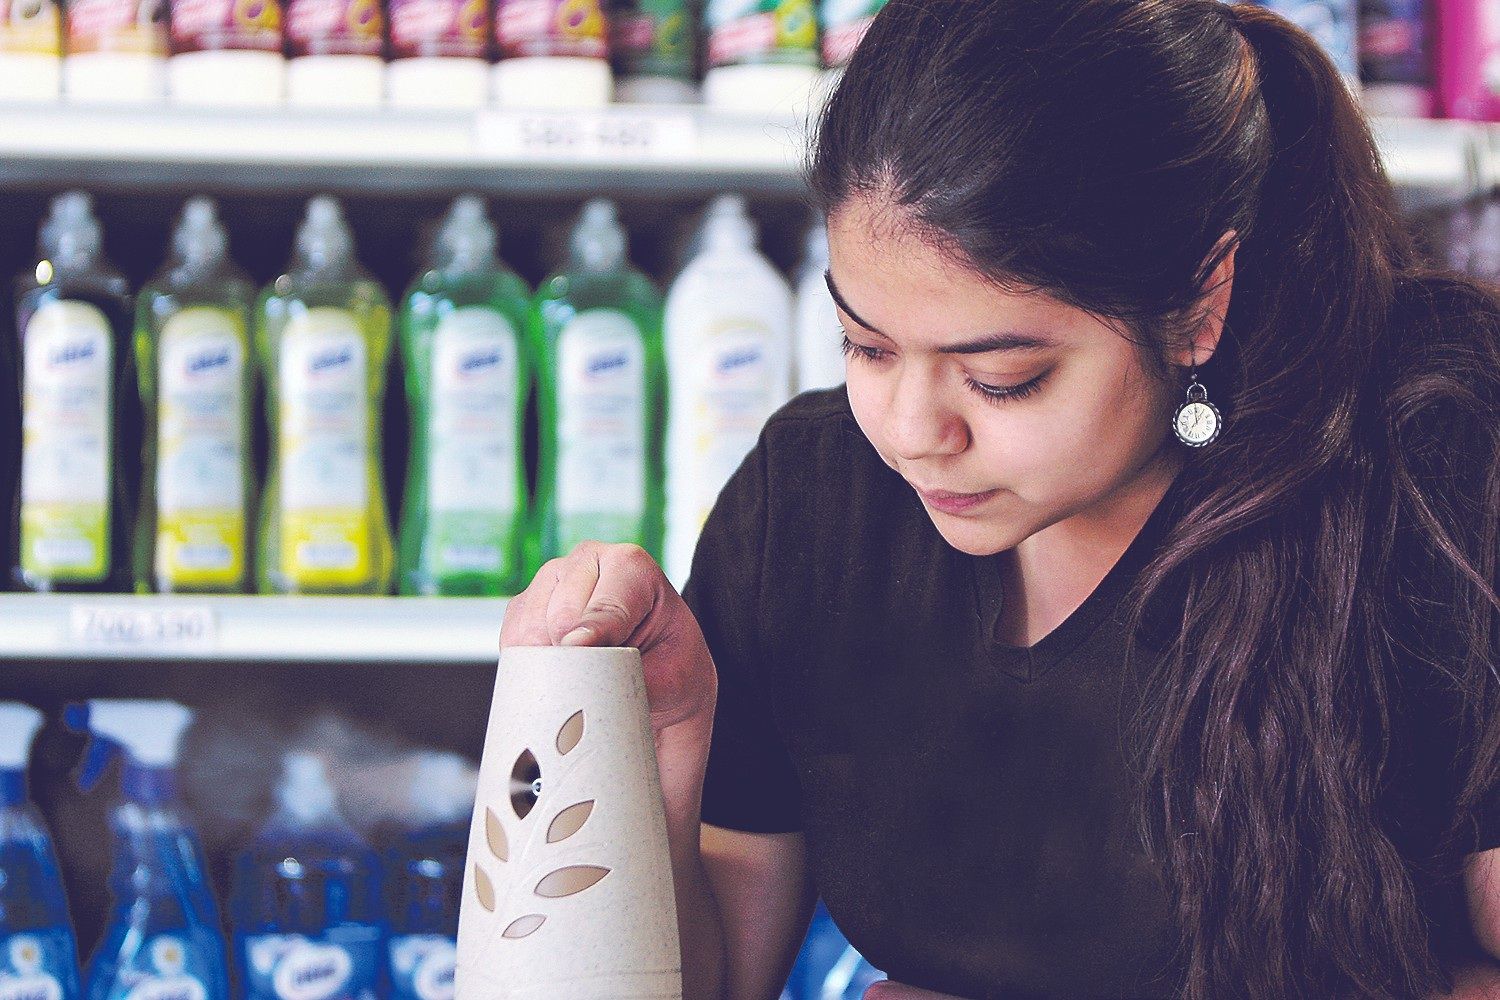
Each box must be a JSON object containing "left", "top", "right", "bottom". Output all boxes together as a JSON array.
[{"left": 1172, "top": 368, "right": 1222, "bottom": 447}]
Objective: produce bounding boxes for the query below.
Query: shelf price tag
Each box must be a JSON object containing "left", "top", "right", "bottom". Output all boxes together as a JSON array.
[
  {"left": 476, "top": 110, "right": 699, "bottom": 163},
  {"left": 69, "top": 604, "right": 218, "bottom": 653}
]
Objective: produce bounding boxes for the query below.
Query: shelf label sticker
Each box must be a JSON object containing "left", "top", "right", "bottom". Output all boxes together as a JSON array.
[
  {"left": 69, "top": 604, "right": 219, "bottom": 652},
  {"left": 475, "top": 110, "right": 698, "bottom": 162}
]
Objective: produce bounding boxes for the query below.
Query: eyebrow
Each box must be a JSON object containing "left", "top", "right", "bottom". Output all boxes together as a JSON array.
[{"left": 825, "top": 269, "right": 1058, "bottom": 355}]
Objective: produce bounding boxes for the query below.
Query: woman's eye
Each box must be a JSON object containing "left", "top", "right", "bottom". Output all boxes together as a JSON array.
[
  {"left": 966, "top": 371, "right": 1049, "bottom": 403},
  {"left": 840, "top": 334, "right": 890, "bottom": 362}
]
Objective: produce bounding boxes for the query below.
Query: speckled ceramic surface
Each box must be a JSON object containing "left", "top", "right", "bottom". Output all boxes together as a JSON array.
[{"left": 456, "top": 646, "right": 683, "bottom": 1000}]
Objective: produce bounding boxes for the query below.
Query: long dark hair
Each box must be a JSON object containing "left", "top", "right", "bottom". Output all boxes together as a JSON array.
[{"left": 810, "top": 1, "right": 1500, "bottom": 996}]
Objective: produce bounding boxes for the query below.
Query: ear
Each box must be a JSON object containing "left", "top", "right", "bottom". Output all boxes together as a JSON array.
[{"left": 1169, "top": 232, "right": 1237, "bottom": 370}]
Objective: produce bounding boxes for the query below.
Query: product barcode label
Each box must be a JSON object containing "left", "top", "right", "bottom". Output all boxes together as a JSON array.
[
  {"left": 69, "top": 605, "right": 218, "bottom": 652},
  {"left": 475, "top": 110, "right": 698, "bottom": 162}
]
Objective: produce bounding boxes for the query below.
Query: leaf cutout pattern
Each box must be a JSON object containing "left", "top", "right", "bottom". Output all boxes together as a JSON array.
[
  {"left": 510, "top": 748, "right": 541, "bottom": 820},
  {"left": 474, "top": 864, "right": 496, "bottom": 912},
  {"left": 485, "top": 807, "right": 508, "bottom": 862},
  {"left": 556, "top": 710, "right": 585, "bottom": 755},
  {"left": 535, "top": 865, "right": 611, "bottom": 898},
  {"left": 502, "top": 914, "right": 546, "bottom": 939},
  {"left": 546, "top": 800, "right": 594, "bottom": 844}
]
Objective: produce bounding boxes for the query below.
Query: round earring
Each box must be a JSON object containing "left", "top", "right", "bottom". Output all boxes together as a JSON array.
[{"left": 1172, "top": 368, "right": 1222, "bottom": 447}]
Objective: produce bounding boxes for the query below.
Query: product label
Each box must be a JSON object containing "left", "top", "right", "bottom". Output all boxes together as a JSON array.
[
  {"left": 278, "top": 309, "right": 372, "bottom": 588},
  {"left": 155, "top": 308, "right": 247, "bottom": 589},
  {"left": 101, "top": 936, "right": 211, "bottom": 1000},
  {"left": 684, "top": 322, "right": 776, "bottom": 535},
  {"left": 65, "top": 0, "right": 167, "bottom": 56},
  {"left": 556, "top": 308, "right": 647, "bottom": 552},
  {"left": 286, "top": 0, "right": 383, "bottom": 56},
  {"left": 243, "top": 931, "right": 380, "bottom": 1000},
  {"left": 20, "top": 301, "right": 113, "bottom": 584},
  {"left": 388, "top": 0, "right": 487, "bottom": 57},
  {"left": 0, "top": 930, "right": 73, "bottom": 1000},
  {"left": 387, "top": 936, "right": 453, "bottom": 1000},
  {"left": 425, "top": 307, "right": 521, "bottom": 581},
  {"left": 494, "top": 0, "right": 605, "bottom": 59},
  {"left": 704, "top": 0, "right": 817, "bottom": 68},
  {"left": 170, "top": 0, "right": 282, "bottom": 52},
  {"left": 608, "top": 0, "right": 690, "bottom": 79},
  {"left": 818, "top": 0, "right": 878, "bottom": 66},
  {"left": 0, "top": 0, "right": 62, "bottom": 56}
]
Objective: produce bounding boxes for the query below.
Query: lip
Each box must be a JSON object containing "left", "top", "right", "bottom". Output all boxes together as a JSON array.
[{"left": 914, "top": 485, "right": 1000, "bottom": 515}]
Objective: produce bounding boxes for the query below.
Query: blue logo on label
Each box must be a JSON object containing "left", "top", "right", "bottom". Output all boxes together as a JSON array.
[
  {"left": 716, "top": 347, "right": 761, "bottom": 374},
  {"left": 47, "top": 342, "right": 96, "bottom": 366},
  {"left": 585, "top": 351, "right": 629, "bottom": 378},
  {"left": 458, "top": 350, "right": 501, "bottom": 375},
  {"left": 309, "top": 347, "right": 352, "bottom": 374},
  {"left": 186, "top": 349, "right": 231, "bottom": 375}
]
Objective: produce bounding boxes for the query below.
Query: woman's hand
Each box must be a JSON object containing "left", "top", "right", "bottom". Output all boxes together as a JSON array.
[
  {"left": 864, "top": 983, "right": 969, "bottom": 999},
  {"left": 499, "top": 541, "right": 717, "bottom": 731}
]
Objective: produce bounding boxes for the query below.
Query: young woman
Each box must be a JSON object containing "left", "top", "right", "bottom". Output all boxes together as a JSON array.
[{"left": 500, "top": 1, "right": 1500, "bottom": 997}]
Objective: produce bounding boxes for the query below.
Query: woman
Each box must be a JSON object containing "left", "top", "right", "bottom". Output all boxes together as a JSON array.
[{"left": 500, "top": 1, "right": 1500, "bottom": 997}]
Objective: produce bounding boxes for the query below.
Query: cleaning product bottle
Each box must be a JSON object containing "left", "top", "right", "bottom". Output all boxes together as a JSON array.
[
  {"left": 491, "top": 0, "right": 612, "bottom": 107},
  {"left": 387, "top": 0, "right": 491, "bottom": 108},
  {"left": 1358, "top": 0, "right": 1433, "bottom": 116},
  {"left": 531, "top": 199, "right": 665, "bottom": 568},
  {"left": 381, "top": 754, "right": 473, "bottom": 1000},
  {"left": 284, "top": 0, "right": 386, "bottom": 108},
  {"left": 701, "top": 0, "right": 820, "bottom": 115},
  {"left": 0, "top": 703, "right": 82, "bottom": 1000},
  {"left": 794, "top": 218, "right": 843, "bottom": 394},
  {"left": 1435, "top": 0, "right": 1499, "bottom": 120},
  {"left": 608, "top": 0, "right": 694, "bottom": 102},
  {"left": 75, "top": 700, "right": 230, "bottom": 1000},
  {"left": 167, "top": 0, "right": 286, "bottom": 106},
  {"left": 0, "top": 0, "right": 63, "bottom": 100},
  {"left": 397, "top": 196, "right": 532, "bottom": 597},
  {"left": 11, "top": 192, "right": 140, "bottom": 594},
  {"left": 231, "top": 754, "right": 386, "bottom": 1000},
  {"left": 62, "top": 0, "right": 168, "bottom": 102},
  {"left": 135, "top": 197, "right": 256, "bottom": 595},
  {"left": 257, "top": 197, "right": 394, "bottom": 596},
  {"left": 662, "top": 194, "right": 791, "bottom": 587}
]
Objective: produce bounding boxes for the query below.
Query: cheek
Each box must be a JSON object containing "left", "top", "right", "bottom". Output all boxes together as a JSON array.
[{"left": 843, "top": 365, "right": 891, "bottom": 457}]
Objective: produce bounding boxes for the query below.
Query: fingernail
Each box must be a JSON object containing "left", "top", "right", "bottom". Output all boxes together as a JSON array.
[{"left": 561, "top": 626, "right": 593, "bottom": 646}]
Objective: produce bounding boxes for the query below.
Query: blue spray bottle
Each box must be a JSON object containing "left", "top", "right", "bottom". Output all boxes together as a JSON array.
[
  {"left": 0, "top": 703, "right": 82, "bottom": 1000},
  {"left": 74, "top": 700, "right": 230, "bottom": 1000}
]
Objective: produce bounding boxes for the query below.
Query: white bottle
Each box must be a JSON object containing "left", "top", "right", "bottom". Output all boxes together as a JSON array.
[
  {"left": 284, "top": 0, "right": 386, "bottom": 108},
  {"left": 63, "top": 0, "right": 169, "bottom": 102},
  {"left": 0, "top": 0, "right": 63, "bottom": 100},
  {"left": 794, "top": 219, "right": 844, "bottom": 394},
  {"left": 662, "top": 194, "right": 792, "bottom": 589}
]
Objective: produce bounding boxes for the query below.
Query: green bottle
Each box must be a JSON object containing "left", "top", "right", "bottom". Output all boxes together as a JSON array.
[
  {"left": 10, "top": 192, "right": 140, "bottom": 593},
  {"left": 257, "top": 196, "right": 394, "bottom": 595},
  {"left": 134, "top": 198, "right": 256, "bottom": 594},
  {"left": 530, "top": 199, "right": 665, "bottom": 569},
  {"left": 397, "top": 197, "right": 533, "bottom": 597}
]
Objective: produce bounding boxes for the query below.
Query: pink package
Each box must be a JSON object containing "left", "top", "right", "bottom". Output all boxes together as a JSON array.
[{"left": 1435, "top": 0, "right": 1500, "bottom": 120}]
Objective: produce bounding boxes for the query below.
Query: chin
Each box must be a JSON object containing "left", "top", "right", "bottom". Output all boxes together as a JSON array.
[{"left": 927, "top": 514, "right": 1020, "bottom": 557}]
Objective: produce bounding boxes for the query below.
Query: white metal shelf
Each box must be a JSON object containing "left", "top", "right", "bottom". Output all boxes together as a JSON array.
[{"left": 0, "top": 593, "right": 508, "bottom": 664}]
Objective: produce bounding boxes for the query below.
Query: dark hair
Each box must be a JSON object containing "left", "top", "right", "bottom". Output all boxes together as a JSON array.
[{"left": 811, "top": 1, "right": 1500, "bottom": 996}]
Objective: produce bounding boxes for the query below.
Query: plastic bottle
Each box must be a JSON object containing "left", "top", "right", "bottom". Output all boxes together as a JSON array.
[
  {"left": 794, "top": 219, "right": 843, "bottom": 394},
  {"left": 167, "top": 0, "right": 286, "bottom": 106},
  {"left": 134, "top": 198, "right": 256, "bottom": 595},
  {"left": 0, "top": 704, "right": 82, "bottom": 1000},
  {"left": 1435, "top": 0, "right": 1499, "bottom": 120},
  {"left": 10, "top": 192, "right": 140, "bottom": 594},
  {"left": 701, "top": 0, "right": 820, "bottom": 115},
  {"left": 231, "top": 754, "right": 386, "bottom": 1000},
  {"left": 608, "top": 0, "right": 695, "bottom": 102},
  {"left": 387, "top": 0, "right": 491, "bottom": 108},
  {"left": 0, "top": 0, "right": 63, "bottom": 100},
  {"left": 284, "top": 0, "right": 386, "bottom": 108},
  {"left": 1358, "top": 0, "right": 1433, "bottom": 116},
  {"left": 1254, "top": 1, "right": 1358, "bottom": 80},
  {"left": 397, "top": 196, "right": 533, "bottom": 597},
  {"left": 531, "top": 199, "right": 665, "bottom": 568},
  {"left": 662, "top": 194, "right": 791, "bottom": 587},
  {"left": 491, "top": 0, "right": 612, "bottom": 107},
  {"left": 62, "top": 0, "right": 168, "bottom": 102},
  {"left": 75, "top": 700, "right": 230, "bottom": 1000},
  {"left": 257, "top": 197, "right": 394, "bottom": 596}
]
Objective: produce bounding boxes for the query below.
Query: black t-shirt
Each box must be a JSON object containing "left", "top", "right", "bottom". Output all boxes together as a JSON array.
[{"left": 681, "top": 289, "right": 1500, "bottom": 998}]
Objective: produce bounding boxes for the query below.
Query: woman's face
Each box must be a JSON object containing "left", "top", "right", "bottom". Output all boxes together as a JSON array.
[{"left": 828, "top": 195, "right": 1185, "bottom": 556}]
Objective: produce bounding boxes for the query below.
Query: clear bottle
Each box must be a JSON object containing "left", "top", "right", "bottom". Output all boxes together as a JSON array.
[
  {"left": 134, "top": 198, "right": 256, "bottom": 594},
  {"left": 398, "top": 197, "right": 533, "bottom": 597},
  {"left": 10, "top": 192, "right": 140, "bottom": 594},
  {"left": 530, "top": 199, "right": 665, "bottom": 570},
  {"left": 0, "top": 704, "right": 82, "bottom": 1000},
  {"left": 257, "top": 197, "right": 394, "bottom": 596}
]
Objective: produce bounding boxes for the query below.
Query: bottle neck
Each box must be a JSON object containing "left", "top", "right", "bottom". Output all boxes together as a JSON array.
[
  {"left": 0, "top": 768, "right": 25, "bottom": 808},
  {"left": 123, "top": 762, "right": 178, "bottom": 808}
]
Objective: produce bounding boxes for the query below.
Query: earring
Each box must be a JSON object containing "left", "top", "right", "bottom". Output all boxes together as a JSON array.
[{"left": 1172, "top": 368, "right": 1222, "bottom": 447}]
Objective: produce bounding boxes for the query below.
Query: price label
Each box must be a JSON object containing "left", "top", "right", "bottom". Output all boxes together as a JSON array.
[
  {"left": 69, "top": 604, "right": 218, "bottom": 653},
  {"left": 476, "top": 110, "right": 698, "bottom": 162}
]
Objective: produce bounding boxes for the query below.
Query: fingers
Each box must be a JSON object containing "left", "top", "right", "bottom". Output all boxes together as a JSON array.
[
  {"left": 559, "top": 544, "right": 661, "bottom": 648},
  {"left": 499, "top": 559, "right": 562, "bottom": 648}
]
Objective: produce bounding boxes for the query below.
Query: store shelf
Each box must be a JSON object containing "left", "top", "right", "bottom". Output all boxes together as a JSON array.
[
  {"left": 0, "top": 593, "right": 508, "bottom": 665},
  {"left": 1371, "top": 117, "right": 1492, "bottom": 211}
]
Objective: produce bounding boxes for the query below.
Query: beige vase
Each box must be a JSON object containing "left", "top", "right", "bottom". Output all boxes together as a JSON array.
[{"left": 456, "top": 645, "right": 683, "bottom": 1000}]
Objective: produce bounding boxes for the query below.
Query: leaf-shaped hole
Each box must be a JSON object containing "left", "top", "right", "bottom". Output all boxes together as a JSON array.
[
  {"left": 535, "top": 865, "right": 610, "bottom": 898},
  {"left": 556, "top": 710, "right": 585, "bottom": 755},
  {"left": 546, "top": 800, "right": 594, "bottom": 844},
  {"left": 509, "top": 748, "right": 541, "bottom": 820},
  {"left": 502, "top": 914, "right": 546, "bottom": 939},
  {"left": 485, "top": 807, "right": 508, "bottom": 862},
  {"left": 473, "top": 864, "right": 496, "bottom": 912}
]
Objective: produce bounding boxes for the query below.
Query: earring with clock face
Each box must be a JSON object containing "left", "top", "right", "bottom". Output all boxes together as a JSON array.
[{"left": 1172, "top": 367, "right": 1222, "bottom": 447}]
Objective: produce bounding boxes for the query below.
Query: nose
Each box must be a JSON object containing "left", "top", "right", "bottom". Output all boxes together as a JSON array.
[{"left": 886, "top": 368, "right": 968, "bottom": 461}]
